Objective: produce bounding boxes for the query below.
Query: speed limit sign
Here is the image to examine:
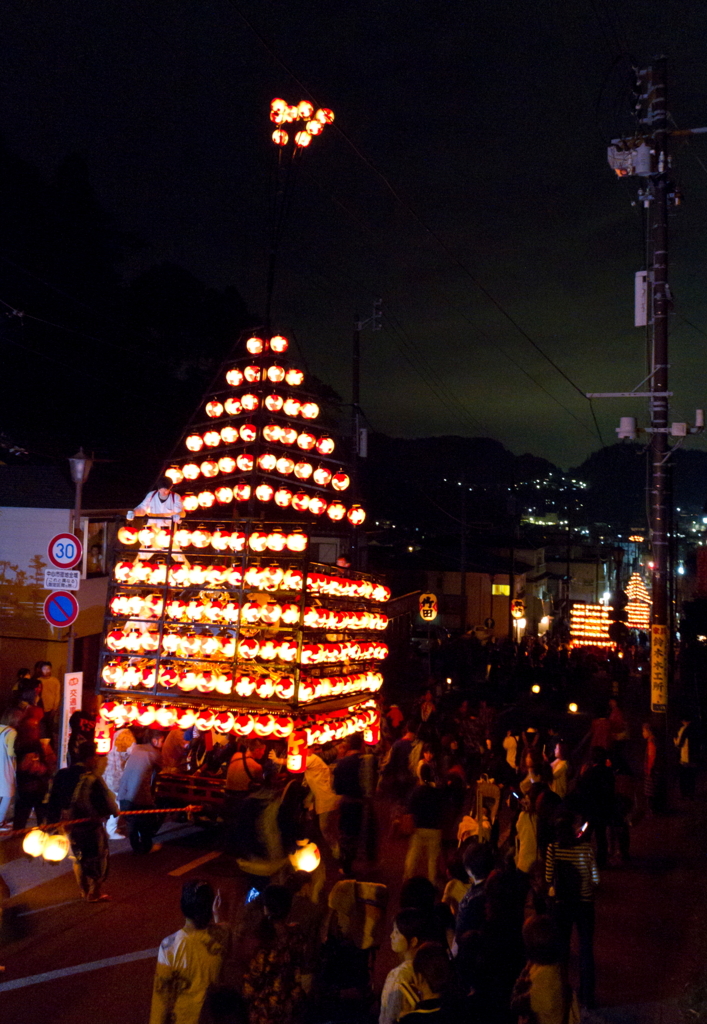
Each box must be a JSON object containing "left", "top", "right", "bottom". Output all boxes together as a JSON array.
[{"left": 48, "top": 533, "right": 83, "bottom": 570}]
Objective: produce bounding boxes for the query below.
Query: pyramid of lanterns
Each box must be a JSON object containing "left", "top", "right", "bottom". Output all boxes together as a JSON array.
[
  {"left": 626, "top": 571, "right": 651, "bottom": 631},
  {"left": 98, "top": 332, "right": 387, "bottom": 763}
]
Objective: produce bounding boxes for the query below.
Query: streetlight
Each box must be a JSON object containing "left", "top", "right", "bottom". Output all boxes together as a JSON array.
[{"left": 65, "top": 448, "right": 92, "bottom": 674}]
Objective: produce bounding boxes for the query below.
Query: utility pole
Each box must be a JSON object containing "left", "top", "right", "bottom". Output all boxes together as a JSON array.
[
  {"left": 598, "top": 59, "right": 706, "bottom": 714},
  {"left": 350, "top": 300, "right": 381, "bottom": 567}
]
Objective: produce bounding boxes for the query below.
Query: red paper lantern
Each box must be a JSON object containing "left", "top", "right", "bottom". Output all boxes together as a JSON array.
[
  {"left": 313, "top": 466, "right": 332, "bottom": 486},
  {"left": 287, "top": 731, "right": 308, "bottom": 772},
  {"left": 316, "top": 435, "right": 335, "bottom": 455},
  {"left": 265, "top": 393, "right": 284, "bottom": 413},
  {"left": 286, "top": 530, "right": 307, "bottom": 552},
  {"left": 272, "top": 128, "right": 288, "bottom": 146},
  {"left": 285, "top": 368, "right": 304, "bottom": 386},
  {"left": 283, "top": 397, "right": 301, "bottom": 417},
  {"left": 261, "top": 601, "right": 282, "bottom": 625},
  {"left": 203, "top": 431, "right": 221, "bottom": 448},
  {"left": 275, "top": 677, "right": 295, "bottom": 699},
  {"left": 241, "top": 393, "right": 259, "bottom": 412},
  {"left": 205, "top": 399, "right": 223, "bottom": 418},
  {"left": 226, "top": 367, "right": 244, "bottom": 387},
  {"left": 238, "top": 637, "right": 260, "bottom": 660},
  {"left": 240, "top": 423, "right": 257, "bottom": 442},
  {"left": 234, "top": 481, "right": 251, "bottom": 502},
  {"left": 267, "top": 530, "right": 287, "bottom": 552},
  {"left": 315, "top": 107, "right": 335, "bottom": 124},
  {"left": 246, "top": 335, "right": 265, "bottom": 354},
  {"left": 229, "top": 531, "right": 246, "bottom": 552},
  {"left": 347, "top": 505, "right": 366, "bottom": 526},
  {"left": 280, "top": 603, "right": 300, "bottom": 625},
  {"left": 309, "top": 495, "right": 328, "bottom": 516},
  {"left": 249, "top": 531, "right": 269, "bottom": 552},
  {"left": 234, "top": 714, "right": 255, "bottom": 736},
  {"left": 294, "top": 460, "right": 313, "bottom": 480},
  {"left": 300, "top": 401, "right": 319, "bottom": 420},
  {"left": 182, "top": 463, "right": 200, "bottom": 481},
  {"left": 224, "top": 397, "right": 242, "bottom": 415},
  {"left": 200, "top": 459, "right": 219, "bottom": 478},
  {"left": 280, "top": 426, "right": 298, "bottom": 445},
  {"left": 267, "top": 364, "right": 286, "bottom": 383},
  {"left": 297, "top": 432, "right": 316, "bottom": 451},
  {"left": 263, "top": 423, "right": 283, "bottom": 443},
  {"left": 331, "top": 470, "right": 350, "bottom": 491},
  {"left": 186, "top": 434, "right": 203, "bottom": 452},
  {"left": 215, "top": 486, "right": 233, "bottom": 504},
  {"left": 327, "top": 500, "right": 346, "bottom": 521},
  {"left": 270, "top": 334, "right": 289, "bottom": 353},
  {"left": 244, "top": 365, "right": 261, "bottom": 383},
  {"left": 165, "top": 466, "right": 184, "bottom": 485},
  {"left": 218, "top": 456, "right": 236, "bottom": 474},
  {"left": 292, "top": 492, "right": 311, "bottom": 512},
  {"left": 198, "top": 490, "right": 216, "bottom": 508},
  {"left": 237, "top": 452, "right": 254, "bottom": 472},
  {"left": 274, "top": 487, "right": 293, "bottom": 508},
  {"left": 258, "top": 451, "right": 277, "bottom": 472},
  {"left": 220, "top": 424, "right": 239, "bottom": 443},
  {"left": 255, "top": 482, "right": 274, "bottom": 503}
]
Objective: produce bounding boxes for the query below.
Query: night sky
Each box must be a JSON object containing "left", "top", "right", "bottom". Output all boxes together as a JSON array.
[{"left": 2, "top": 0, "right": 707, "bottom": 468}]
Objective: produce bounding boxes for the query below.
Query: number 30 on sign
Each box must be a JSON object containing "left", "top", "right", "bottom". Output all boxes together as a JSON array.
[{"left": 47, "top": 533, "right": 83, "bottom": 570}]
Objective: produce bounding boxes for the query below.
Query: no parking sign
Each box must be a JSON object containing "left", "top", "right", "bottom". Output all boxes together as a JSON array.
[{"left": 44, "top": 590, "right": 79, "bottom": 628}]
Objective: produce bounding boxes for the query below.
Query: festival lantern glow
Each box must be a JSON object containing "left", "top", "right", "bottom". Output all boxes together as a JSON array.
[
  {"left": 203, "top": 431, "right": 221, "bottom": 448},
  {"left": 237, "top": 452, "right": 254, "bottom": 472},
  {"left": 186, "top": 434, "right": 203, "bottom": 452},
  {"left": 42, "top": 833, "right": 70, "bottom": 862},
  {"left": 205, "top": 399, "right": 223, "bottom": 418},
  {"left": 316, "top": 436, "right": 335, "bottom": 455},
  {"left": 246, "top": 336, "right": 265, "bottom": 354},
  {"left": 263, "top": 423, "right": 283, "bottom": 443},
  {"left": 220, "top": 426, "right": 239, "bottom": 445},
  {"left": 286, "top": 530, "right": 307, "bottom": 552},
  {"left": 327, "top": 501, "right": 346, "bottom": 522},
  {"left": 215, "top": 486, "right": 233, "bottom": 505},
  {"left": 258, "top": 452, "right": 277, "bottom": 472},
  {"left": 272, "top": 128, "right": 288, "bottom": 146},
  {"left": 226, "top": 367, "right": 244, "bottom": 386},
  {"left": 182, "top": 463, "right": 200, "bottom": 481},
  {"left": 300, "top": 402, "right": 319, "bottom": 420},
  {"left": 23, "top": 827, "right": 48, "bottom": 857},
  {"left": 240, "top": 423, "right": 257, "bottom": 442},
  {"left": 283, "top": 397, "right": 301, "bottom": 417},
  {"left": 165, "top": 466, "right": 184, "bottom": 485},
  {"left": 224, "top": 397, "right": 242, "bottom": 415},
  {"left": 274, "top": 487, "right": 293, "bottom": 508},
  {"left": 241, "top": 393, "right": 259, "bottom": 412},
  {"left": 218, "top": 456, "right": 236, "bottom": 474},
  {"left": 234, "top": 481, "right": 251, "bottom": 502},
  {"left": 255, "top": 483, "right": 275, "bottom": 503},
  {"left": 331, "top": 471, "right": 350, "bottom": 491},
  {"left": 270, "top": 334, "right": 288, "bottom": 353},
  {"left": 265, "top": 393, "right": 284, "bottom": 413},
  {"left": 280, "top": 426, "right": 298, "bottom": 445},
  {"left": 294, "top": 460, "right": 313, "bottom": 480},
  {"left": 313, "top": 466, "right": 332, "bottom": 486},
  {"left": 244, "top": 365, "right": 261, "bottom": 383},
  {"left": 267, "top": 365, "right": 286, "bottom": 383},
  {"left": 292, "top": 492, "right": 311, "bottom": 513},
  {"left": 198, "top": 490, "right": 216, "bottom": 508},
  {"left": 286, "top": 368, "right": 304, "bottom": 386},
  {"left": 347, "top": 505, "right": 366, "bottom": 526},
  {"left": 309, "top": 495, "right": 328, "bottom": 516}
]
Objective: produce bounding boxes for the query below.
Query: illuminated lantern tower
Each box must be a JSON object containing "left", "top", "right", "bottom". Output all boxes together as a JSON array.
[
  {"left": 626, "top": 571, "right": 651, "bottom": 631},
  {"left": 98, "top": 331, "right": 386, "bottom": 751}
]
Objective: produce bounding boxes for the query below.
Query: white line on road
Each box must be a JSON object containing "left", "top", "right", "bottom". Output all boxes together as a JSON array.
[
  {"left": 0, "top": 947, "right": 159, "bottom": 993},
  {"left": 18, "top": 898, "right": 78, "bottom": 917},
  {"left": 168, "top": 850, "right": 221, "bottom": 876}
]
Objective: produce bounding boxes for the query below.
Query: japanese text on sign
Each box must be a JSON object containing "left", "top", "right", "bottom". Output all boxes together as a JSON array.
[
  {"left": 419, "top": 593, "right": 438, "bottom": 622},
  {"left": 651, "top": 624, "right": 668, "bottom": 712},
  {"left": 44, "top": 569, "right": 81, "bottom": 592}
]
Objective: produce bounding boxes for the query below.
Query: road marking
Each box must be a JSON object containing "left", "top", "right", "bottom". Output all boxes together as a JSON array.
[
  {"left": 18, "top": 898, "right": 78, "bottom": 917},
  {"left": 0, "top": 947, "right": 159, "bottom": 993},
  {"left": 168, "top": 850, "right": 221, "bottom": 876}
]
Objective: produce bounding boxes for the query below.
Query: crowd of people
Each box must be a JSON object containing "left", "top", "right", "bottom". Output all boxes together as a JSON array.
[{"left": 0, "top": 664, "right": 696, "bottom": 1023}]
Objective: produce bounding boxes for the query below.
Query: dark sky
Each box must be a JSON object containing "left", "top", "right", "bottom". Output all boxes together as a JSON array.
[{"left": 2, "top": 0, "right": 707, "bottom": 467}]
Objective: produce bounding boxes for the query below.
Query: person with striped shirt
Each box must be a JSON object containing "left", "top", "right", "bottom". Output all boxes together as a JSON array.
[{"left": 545, "top": 813, "right": 599, "bottom": 1009}]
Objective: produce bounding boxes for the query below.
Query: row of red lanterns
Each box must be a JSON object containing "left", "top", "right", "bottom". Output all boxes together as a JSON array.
[
  {"left": 113, "top": 560, "right": 390, "bottom": 601},
  {"left": 105, "top": 628, "right": 388, "bottom": 663},
  {"left": 102, "top": 659, "right": 383, "bottom": 703},
  {"left": 100, "top": 695, "right": 375, "bottom": 743},
  {"left": 203, "top": 394, "right": 320, "bottom": 423},
  {"left": 181, "top": 425, "right": 335, "bottom": 456},
  {"left": 245, "top": 334, "right": 289, "bottom": 355},
  {"left": 117, "top": 524, "right": 308, "bottom": 553},
  {"left": 172, "top": 455, "right": 349, "bottom": 490},
  {"left": 179, "top": 486, "right": 363, "bottom": 520},
  {"left": 109, "top": 592, "right": 388, "bottom": 631},
  {"left": 226, "top": 365, "right": 304, "bottom": 388}
]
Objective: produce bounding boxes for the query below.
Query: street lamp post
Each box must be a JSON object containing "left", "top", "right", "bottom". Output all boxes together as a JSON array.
[{"left": 65, "top": 448, "right": 92, "bottom": 673}]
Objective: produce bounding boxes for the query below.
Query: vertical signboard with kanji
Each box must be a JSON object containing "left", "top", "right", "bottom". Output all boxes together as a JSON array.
[
  {"left": 59, "top": 671, "right": 83, "bottom": 768},
  {"left": 650, "top": 624, "right": 668, "bottom": 712},
  {"left": 419, "top": 593, "right": 438, "bottom": 622}
]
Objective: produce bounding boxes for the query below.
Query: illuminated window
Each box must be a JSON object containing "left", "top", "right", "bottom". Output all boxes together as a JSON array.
[{"left": 492, "top": 584, "right": 510, "bottom": 596}]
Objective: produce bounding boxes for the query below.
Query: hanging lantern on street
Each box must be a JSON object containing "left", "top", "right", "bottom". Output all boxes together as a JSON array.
[
  {"left": 292, "top": 492, "right": 311, "bottom": 512},
  {"left": 237, "top": 452, "right": 254, "bottom": 472},
  {"left": 331, "top": 470, "right": 350, "bottom": 491},
  {"left": 309, "top": 495, "right": 328, "bottom": 516},
  {"left": 205, "top": 399, "right": 224, "bottom": 418},
  {"left": 313, "top": 466, "right": 332, "bottom": 486}
]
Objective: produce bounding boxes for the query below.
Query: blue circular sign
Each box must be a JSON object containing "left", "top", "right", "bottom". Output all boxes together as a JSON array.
[{"left": 44, "top": 590, "right": 79, "bottom": 628}]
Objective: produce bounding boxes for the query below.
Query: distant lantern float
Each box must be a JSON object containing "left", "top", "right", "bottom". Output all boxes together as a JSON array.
[
  {"left": 265, "top": 393, "right": 284, "bottom": 412},
  {"left": 246, "top": 336, "right": 265, "bottom": 354},
  {"left": 316, "top": 436, "right": 335, "bottom": 455},
  {"left": 205, "top": 399, "right": 223, "bottom": 418},
  {"left": 270, "top": 334, "right": 288, "bottom": 353}
]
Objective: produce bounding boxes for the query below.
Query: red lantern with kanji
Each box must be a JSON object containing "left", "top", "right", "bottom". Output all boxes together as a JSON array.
[{"left": 287, "top": 731, "right": 308, "bottom": 773}]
